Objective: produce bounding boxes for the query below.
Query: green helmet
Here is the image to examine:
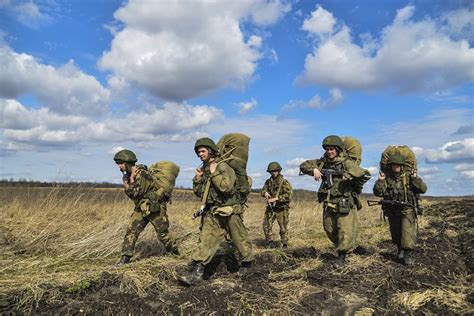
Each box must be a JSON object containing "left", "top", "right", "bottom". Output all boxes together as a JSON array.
[
  {"left": 267, "top": 162, "right": 282, "bottom": 172},
  {"left": 388, "top": 153, "right": 406, "bottom": 165},
  {"left": 194, "top": 137, "right": 219, "bottom": 155},
  {"left": 322, "top": 135, "right": 344, "bottom": 151},
  {"left": 113, "top": 149, "right": 137, "bottom": 163}
]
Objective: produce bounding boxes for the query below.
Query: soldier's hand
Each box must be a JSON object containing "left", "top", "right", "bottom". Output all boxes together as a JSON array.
[
  {"left": 195, "top": 168, "right": 204, "bottom": 178},
  {"left": 129, "top": 166, "right": 138, "bottom": 183},
  {"left": 209, "top": 161, "right": 217, "bottom": 174},
  {"left": 378, "top": 172, "right": 386, "bottom": 180},
  {"left": 411, "top": 171, "right": 417, "bottom": 178},
  {"left": 268, "top": 197, "right": 278, "bottom": 204},
  {"left": 313, "top": 168, "right": 322, "bottom": 181},
  {"left": 264, "top": 192, "right": 271, "bottom": 199}
]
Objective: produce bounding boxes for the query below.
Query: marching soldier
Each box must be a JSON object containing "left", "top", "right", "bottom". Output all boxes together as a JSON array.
[
  {"left": 300, "top": 136, "right": 370, "bottom": 268},
  {"left": 178, "top": 138, "right": 254, "bottom": 285},
  {"left": 114, "top": 149, "right": 178, "bottom": 265},
  {"left": 261, "top": 162, "right": 293, "bottom": 248},
  {"left": 373, "top": 153, "right": 427, "bottom": 265}
]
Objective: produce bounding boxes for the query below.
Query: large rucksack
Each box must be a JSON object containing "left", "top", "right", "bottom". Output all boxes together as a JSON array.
[
  {"left": 217, "top": 133, "right": 251, "bottom": 203},
  {"left": 148, "top": 161, "right": 180, "bottom": 201},
  {"left": 380, "top": 145, "right": 417, "bottom": 173},
  {"left": 341, "top": 136, "right": 362, "bottom": 166}
]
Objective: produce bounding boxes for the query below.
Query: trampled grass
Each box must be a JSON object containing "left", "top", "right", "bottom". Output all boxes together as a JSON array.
[{"left": 0, "top": 186, "right": 472, "bottom": 314}]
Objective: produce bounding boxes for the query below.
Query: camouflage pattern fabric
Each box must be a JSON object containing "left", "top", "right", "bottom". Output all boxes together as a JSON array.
[
  {"left": 192, "top": 160, "right": 253, "bottom": 264},
  {"left": 300, "top": 154, "right": 370, "bottom": 253},
  {"left": 373, "top": 172, "right": 427, "bottom": 250},
  {"left": 261, "top": 174, "right": 293, "bottom": 245},
  {"left": 122, "top": 205, "right": 176, "bottom": 256},
  {"left": 323, "top": 206, "right": 358, "bottom": 252},
  {"left": 121, "top": 167, "right": 177, "bottom": 256}
]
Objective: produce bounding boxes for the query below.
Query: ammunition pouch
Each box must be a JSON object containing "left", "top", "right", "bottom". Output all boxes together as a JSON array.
[
  {"left": 352, "top": 192, "right": 362, "bottom": 210},
  {"left": 337, "top": 196, "right": 351, "bottom": 214}
]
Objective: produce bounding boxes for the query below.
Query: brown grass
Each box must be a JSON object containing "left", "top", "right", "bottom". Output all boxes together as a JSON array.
[{"left": 0, "top": 186, "right": 472, "bottom": 314}]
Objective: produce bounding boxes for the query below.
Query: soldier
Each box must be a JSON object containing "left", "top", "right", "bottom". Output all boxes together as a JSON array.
[
  {"left": 373, "top": 153, "right": 427, "bottom": 265},
  {"left": 114, "top": 149, "right": 179, "bottom": 265},
  {"left": 300, "top": 135, "right": 370, "bottom": 268},
  {"left": 178, "top": 138, "right": 254, "bottom": 285},
  {"left": 261, "top": 162, "right": 293, "bottom": 248}
]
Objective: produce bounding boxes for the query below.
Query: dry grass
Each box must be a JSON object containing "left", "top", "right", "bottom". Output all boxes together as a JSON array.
[{"left": 0, "top": 186, "right": 472, "bottom": 314}]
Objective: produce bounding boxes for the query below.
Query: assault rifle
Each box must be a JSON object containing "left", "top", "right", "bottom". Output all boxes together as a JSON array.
[
  {"left": 192, "top": 175, "right": 212, "bottom": 220},
  {"left": 367, "top": 199, "right": 414, "bottom": 209},
  {"left": 321, "top": 168, "right": 345, "bottom": 188}
]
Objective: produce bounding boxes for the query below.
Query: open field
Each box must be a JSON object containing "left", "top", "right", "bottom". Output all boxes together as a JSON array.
[{"left": 0, "top": 186, "right": 473, "bottom": 314}]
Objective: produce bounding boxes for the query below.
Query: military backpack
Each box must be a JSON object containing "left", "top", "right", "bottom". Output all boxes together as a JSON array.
[
  {"left": 217, "top": 133, "right": 251, "bottom": 203},
  {"left": 148, "top": 161, "right": 180, "bottom": 201},
  {"left": 380, "top": 145, "right": 417, "bottom": 174}
]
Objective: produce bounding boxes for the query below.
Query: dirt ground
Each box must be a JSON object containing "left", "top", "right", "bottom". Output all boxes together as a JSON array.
[{"left": 2, "top": 199, "right": 473, "bottom": 315}]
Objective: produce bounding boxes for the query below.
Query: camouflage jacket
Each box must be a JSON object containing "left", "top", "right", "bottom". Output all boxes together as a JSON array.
[
  {"left": 261, "top": 174, "right": 293, "bottom": 211},
  {"left": 193, "top": 160, "right": 240, "bottom": 212},
  {"left": 373, "top": 172, "right": 427, "bottom": 210},
  {"left": 124, "top": 165, "right": 161, "bottom": 215},
  {"left": 300, "top": 154, "right": 370, "bottom": 212}
]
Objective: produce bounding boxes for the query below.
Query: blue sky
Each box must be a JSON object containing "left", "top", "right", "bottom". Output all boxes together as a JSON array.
[{"left": 0, "top": 0, "right": 473, "bottom": 196}]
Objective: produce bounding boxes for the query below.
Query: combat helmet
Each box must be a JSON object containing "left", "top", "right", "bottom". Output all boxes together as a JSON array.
[
  {"left": 388, "top": 153, "right": 406, "bottom": 165},
  {"left": 267, "top": 162, "right": 282, "bottom": 172},
  {"left": 194, "top": 137, "right": 219, "bottom": 155},
  {"left": 114, "top": 149, "right": 137, "bottom": 163},
  {"left": 322, "top": 135, "right": 344, "bottom": 151}
]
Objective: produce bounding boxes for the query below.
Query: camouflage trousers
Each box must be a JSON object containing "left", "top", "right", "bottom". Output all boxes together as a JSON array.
[
  {"left": 385, "top": 208, "right": 417, "bottom": 250},
  {"left": 192, "top": 211, "right": 254, "bottom": 265},
  {"left": 323, "top": 205, "right": 358, "bottom": 253},
  {"left": 122, "top": 205, "right": 176, "bottom": 257},
  {"left": 262, "top": 207, "right": 289, "bottom": 245}
]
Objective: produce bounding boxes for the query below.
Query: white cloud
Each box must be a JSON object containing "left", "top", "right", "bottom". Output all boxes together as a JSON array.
[
  {"left": 454, "top": 163, "right": 474, "bottom": 179},
  {"left": 282, "top": 167, "right": 300, "bottom": 177},
  {"left": 0, "top": 0, "right": 51, "bottom": 28},
  {"left": 301, "top": 5, "right": 336, "bottom": 36},
  {"left": 377, "top": 108, "right": 473, "bottom": 148},
  {"left": 425, "top": 138, "right": 474, "bottom": 164},
  {"left": 281, "top": 88, "right": 344, "bottom": 113},
  {"left": 0, "top": 45, "right": 110, "bottom": 115},
  {"left": 237, "top": 98, "right": 257, "bottom": 114},
  {"left": 367, "top": 166, "right": 379, "bottom": 176},
  {"left": 99, "top": 0, "right": 290, "bottom": 101},
  {"left": 0, "top": 99, "right": 89, "bottom": 130},
  {"left": 1, "top": 100, "right": 223, "bottom": 148},
  {"left": 286, "top": 157, "right": 306, "bottom": 168},
  {"left": 418, "top": 166, "right": 440, "bottom": 175},
  {"left": 298, "top": 5, "right": 474, "bottom": 94},
  {"left": 109, "top": 146, "right": 125, "bottom": 155}
]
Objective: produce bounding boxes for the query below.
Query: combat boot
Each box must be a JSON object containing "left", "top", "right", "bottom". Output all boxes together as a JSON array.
[
  {"left": 403, "top": 250, "right": 415, "bottom": 266},
  {"left": 178, "top": 262, "right": 204, "bottom": 286},
  {"left": 397, "top": 247, "right": 405, "bottom": 261},
  {"left": 116, "top": 255, "right": 131, "bottom": 266},
  {"left": 333, "top": 251, "right": 346, "bottom": 269},
  {"left": 167, "top": 245, "right": 180, "bottom": 256},
  {"left": 238, "top": 261, "right": 253, "bottom": 276}
]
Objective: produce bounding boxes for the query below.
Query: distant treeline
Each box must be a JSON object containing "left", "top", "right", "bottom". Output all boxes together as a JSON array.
[{"left": 0, "top": 179, "right": 122, "bottom": 188}]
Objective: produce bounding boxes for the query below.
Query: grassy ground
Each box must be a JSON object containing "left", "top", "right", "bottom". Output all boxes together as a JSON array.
[{"left": 0, "top": 186, "right": 472, "bottom": 314}]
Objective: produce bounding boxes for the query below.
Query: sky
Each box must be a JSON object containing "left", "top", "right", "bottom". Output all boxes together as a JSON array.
[{"left": 0, "top": 0, "right": 473, "bottom": 196}]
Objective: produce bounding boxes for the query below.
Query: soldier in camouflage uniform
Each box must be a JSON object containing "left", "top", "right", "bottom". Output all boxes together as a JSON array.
[
  {"left": 114, "top": 149, "right": 178, "bottom": 265},
  {"left": 373, "top": 153, "right": 427, "bottom": 265},
  {"left": 261, "top": 162, "right": 293, "bottom": 248},
  {"left": 178, "top": 138, "right": 254, "bottom": 285},
  {"left": 300, "top": 136, "right": 370, "bottom": 268}
]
